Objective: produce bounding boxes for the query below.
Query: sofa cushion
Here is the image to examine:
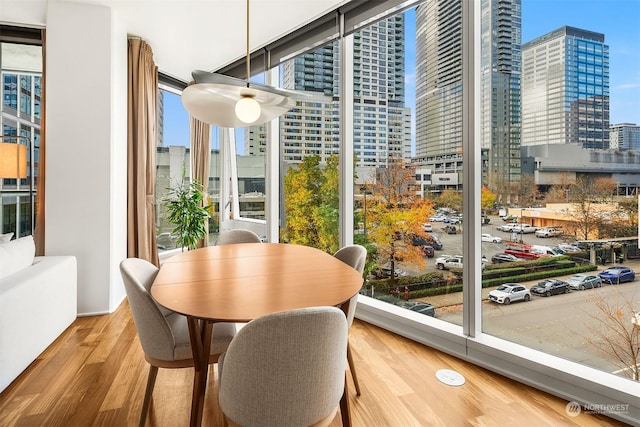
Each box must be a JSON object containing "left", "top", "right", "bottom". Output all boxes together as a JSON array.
[
  {"left": 0, "top": 232, "right": 13, "bottom": 243},
  {"left": 0, "top": 235, "right": 35, "bottom": 279}
]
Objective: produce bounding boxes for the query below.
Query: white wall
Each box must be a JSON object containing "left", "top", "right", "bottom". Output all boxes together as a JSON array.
[{"left": 45, "top": 1, "right": 127, "bottom": 315}]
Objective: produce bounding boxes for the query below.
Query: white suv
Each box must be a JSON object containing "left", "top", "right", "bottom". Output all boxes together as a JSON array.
[
  {"left": 535, "top": 227, "right": 562, "bottom": 238},
  {"left": 488, "top": 283, "right": 531, "bottom": 304}
]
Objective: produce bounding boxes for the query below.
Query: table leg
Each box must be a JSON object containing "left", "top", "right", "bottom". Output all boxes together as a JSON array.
[{"left": 187, "top": 317, "right": 213, "bottom": 427}]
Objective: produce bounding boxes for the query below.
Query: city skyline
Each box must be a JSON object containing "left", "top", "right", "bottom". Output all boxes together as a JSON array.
[{"left": 162, "top": 0, "right": 640, "bottom": 154}]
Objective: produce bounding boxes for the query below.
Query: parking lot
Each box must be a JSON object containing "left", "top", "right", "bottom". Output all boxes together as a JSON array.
[
  {"left": 400, "top": 215, "right": 568, "bottom": 275},
  {"left": 428, "top": 271, "right": 640, "bottom": 375},
  {"left": 383, "top": 215, "right": 640, "bottom": 376}
]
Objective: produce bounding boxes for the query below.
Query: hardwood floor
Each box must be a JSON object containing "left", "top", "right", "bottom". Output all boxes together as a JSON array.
[{"left": 0, "top": 301, "right": 629, "bottom": 427}]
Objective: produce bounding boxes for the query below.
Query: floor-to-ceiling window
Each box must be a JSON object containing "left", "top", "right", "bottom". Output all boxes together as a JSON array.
[
  {"left": 152, "top": 0, "right": 638, "bottom": 421},
  {"left": 0, "top": 26, "right": 41, "bottom": 239},
  {"left": 278, "top": 40, "right": 341, "bottom": 252},
  {"left": 156, "top": 77, "right": 268, "bottom": 253},
  {"left": 155, "top": 83, "right": 191, "bottom": 252},
  {"left": 477, "top": 0, "right": 640, "bottom": 385}
]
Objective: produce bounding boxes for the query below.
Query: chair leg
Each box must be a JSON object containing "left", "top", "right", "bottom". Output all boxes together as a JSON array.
[
  {"left": 140, "top": 365, "right": 159, "bottom": 427},
  {"left": 346, "top": 341, "right": 361, "bottom": 396},
  {"left": 340, "top": 372, "right": 352, "bottom": 427}
]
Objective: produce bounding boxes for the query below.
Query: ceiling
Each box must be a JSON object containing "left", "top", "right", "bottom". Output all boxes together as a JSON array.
[{"left": 7, "top": 0, "right": 351, "bottom": 82}]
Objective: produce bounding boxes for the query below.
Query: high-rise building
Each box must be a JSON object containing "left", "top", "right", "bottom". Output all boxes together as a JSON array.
[
  {"left": 414, "top": 0, "right": 521, "bottom": 195},
  {"left": 481, "top": 0, "right": 522, "bottom": 192},
  {"left": 609, "top": 123, "right": 640, "bottom": 151},
  {"left": 247, "top": 16, "right": 411, "bottom": 170},
  {"left": 521, "top": 26, "right": 610, "bottom": 149}
]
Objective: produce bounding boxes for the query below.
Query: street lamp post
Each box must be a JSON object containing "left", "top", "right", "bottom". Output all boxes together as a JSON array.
[{"left": 361, "top": 187, "right": 369, "bottom": 241}]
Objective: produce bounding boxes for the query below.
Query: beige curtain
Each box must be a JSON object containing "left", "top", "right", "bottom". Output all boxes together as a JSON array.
[
  {"left": 190, "top": 116, "right": 211, "bottom": 248},
  {"left": 127, "top": 38, "right": 159, "bottom": 265},
  {"left": 34, "top": 29, "right": 46, "bottom": 256}
]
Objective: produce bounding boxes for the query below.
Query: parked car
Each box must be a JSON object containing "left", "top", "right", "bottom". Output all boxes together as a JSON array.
[
  {"left": 535, "top": 226, "right": 563, "bottom": 238},
  {"left": 411, "top": 234, "right": 430, "bottom": 251},
  {"left": 481, "top": 233, "right": 502, "bottom": 243},
  {"left": 435, "top": 255, "right": 486, "bottom": 270},
  {"left": 375, "top": 264, "right": 409, "bottom": 279},
  {"left": 488, "top": 283, "right": 531, "bottom": 305},
  {"left": 530, "top": 279, "right": 570, "bottom": 297},
  {"left": 511, "top": 224, "right": 537, "bottom": 234},
  {"left": 491, "top": 253, "right": 524, "bottom": 264},
  {"left": 557, "top": 243, "right": 583, "bottom": 253},
  {"left": 423, "top": 223, "right": 433, "bottom": 232},
  {"left": 504, "top": 245, "right": 548, "bottom": 260},
  {"left": 598, "top": 267, "right": 636, "bottom": 284},
  {"left": 401, "top": 301, "right": 435, "bottom": 317},
  {"left": 497, "top": 223, "right": 518, "bottom": 232},
  {"left": 531, "top": 245, "right": 564, "bottom": 257},
  {"left": 435, "top": 255, "right": 463, "bottom": 270},
  {"left": 448, "top": 216, "right": 462, "bottom": 224},
  {"left": 421, "top": 245, "right": 435, "bottom": 258},
  {"left": 565, "top": 273, "right": 602, "bottom": 290},
  {"left": 425, "top": 235, "right": 444, "bottom": 250}
]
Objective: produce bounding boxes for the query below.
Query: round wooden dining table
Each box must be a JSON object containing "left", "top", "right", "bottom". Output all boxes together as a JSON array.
[{"left": 151, "top": 243, "right": 363, "bottom": 427}]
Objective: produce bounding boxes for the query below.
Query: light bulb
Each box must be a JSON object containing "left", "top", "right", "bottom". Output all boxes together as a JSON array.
[{"left": 235, "top": 96, "right": 261, "bottom": 124}]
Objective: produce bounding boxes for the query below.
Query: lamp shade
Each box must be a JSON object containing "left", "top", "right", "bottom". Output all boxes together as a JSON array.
[
  {"left": 0, "top": 142, "right": 27, "bottom": 179},
  {"left": 182, "top": 71, "right": 309, "bottom": 128}
]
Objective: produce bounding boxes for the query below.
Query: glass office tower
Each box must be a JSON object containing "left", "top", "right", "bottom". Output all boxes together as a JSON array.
[{"left": 521, "top": 26, "right": 610, "bottom": 149}]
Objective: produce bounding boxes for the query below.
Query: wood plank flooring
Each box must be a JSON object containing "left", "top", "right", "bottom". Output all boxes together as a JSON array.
[{"left": 0, "top": 301, "right": 629, "bottom": 426}]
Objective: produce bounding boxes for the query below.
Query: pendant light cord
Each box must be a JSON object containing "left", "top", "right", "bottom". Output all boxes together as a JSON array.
[{"left": 245, "top": 0, "right": 250, "bottom": 87}]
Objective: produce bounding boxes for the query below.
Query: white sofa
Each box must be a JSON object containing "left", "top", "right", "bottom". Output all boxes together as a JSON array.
[{"left": 0, "top": 235, "right": 77, "bottom": 392}]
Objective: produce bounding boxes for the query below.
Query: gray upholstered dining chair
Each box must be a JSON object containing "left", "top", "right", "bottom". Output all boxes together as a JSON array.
[
  {"left": 119, "top": 258, "right": 236, "bottom": 427},
  {"left": 215, "top": 229, "right": 262, "bottom": 245},
  {"left": 333, "top": 244, "right": 367, "bottom": 396},
  {"left": 217, "top": 306, "right": 348, "bottom": 427}
]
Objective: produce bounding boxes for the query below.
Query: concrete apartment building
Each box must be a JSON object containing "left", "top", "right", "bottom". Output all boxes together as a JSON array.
[
  {"left": 246, "top": 15, "right": 412, "bottom": 182},
  {"left": 610, "top": 123, "right": 640, "bottom": 151},
  {"left": 414, "top": 0, "right": 522, "bottom": 197}
]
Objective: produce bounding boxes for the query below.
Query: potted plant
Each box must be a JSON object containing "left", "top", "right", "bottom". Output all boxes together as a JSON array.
[{"left": 163, "top": 178, "right": 211, "bottom": 251}]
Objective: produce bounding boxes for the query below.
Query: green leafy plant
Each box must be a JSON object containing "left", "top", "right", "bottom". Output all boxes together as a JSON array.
[{"left": 163, "top": 179, "right": 211, "bottom": 251}]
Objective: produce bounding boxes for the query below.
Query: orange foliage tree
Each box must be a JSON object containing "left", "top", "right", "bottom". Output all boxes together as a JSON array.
[{"left": 365, "top": 160, "right": 434, "bottom": 284}]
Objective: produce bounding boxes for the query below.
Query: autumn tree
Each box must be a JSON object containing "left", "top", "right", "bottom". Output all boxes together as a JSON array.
[
  {"left": 365, "top": 160, "right": 434, "bottom": 284},
  {"left": 584, "top": 293, "right": 639, "bottom": 381},
  {"left": 543, "top": 172, "right": 575, "bottom": 203},
  {"left": 518, "top": 174, "right": 539, "bottom": 207},
  {"left": 282, "top": 155, "right": 340, "bottom": 254},
  {"left": 608, "top": 197, "right": 640, "bottom": 237},
  {"left": 481, "top": 186, "right": 497, "bottom": 211},
  {"left": 566, "top": 176, "right": 616, "bottom": 240},
  {"left": 437, "top": 188, "right": 463, "bottom": 213}
]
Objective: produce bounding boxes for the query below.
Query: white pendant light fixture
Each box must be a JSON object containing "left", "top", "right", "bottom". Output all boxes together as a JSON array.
[{"left": 182, "top": 0, "right": 308, "bottom": 128}]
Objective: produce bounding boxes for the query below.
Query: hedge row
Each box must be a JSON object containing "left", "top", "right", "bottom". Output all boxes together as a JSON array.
[
  {"left": 480, "top": 263, "right": 598, "bottom": 287},
  {"left": 368, "top": 260, "right": 599, "bottom": 300}
]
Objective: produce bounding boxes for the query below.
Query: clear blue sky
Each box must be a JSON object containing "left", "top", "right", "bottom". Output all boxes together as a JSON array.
[{"left": 163, "top": 0, "right": 640, "bottom": 151}]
